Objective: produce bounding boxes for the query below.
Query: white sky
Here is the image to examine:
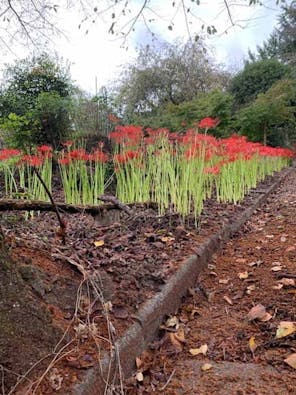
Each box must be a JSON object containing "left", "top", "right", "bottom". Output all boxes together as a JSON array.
[{"left": 0, "top": 0, "right": 283, "bottom": 95}]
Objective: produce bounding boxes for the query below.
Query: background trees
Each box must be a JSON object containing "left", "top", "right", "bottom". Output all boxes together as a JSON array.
[
  {"left": 117, "top": 40, "right": 230, "bottom": 123},
  {"left": 229, "top": 59, "right": 290, "bottom": 107},
  {"left": 0, "top": 54, "right": 74, "bottom": 148}
]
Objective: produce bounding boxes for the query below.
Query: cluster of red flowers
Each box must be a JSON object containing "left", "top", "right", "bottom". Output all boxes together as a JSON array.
[
  {"left": 58, "top": 145, "right": 108, "bottom": 165},
  {"left": 0, "top": 148, "right": 21, "bottom": 161},
  {"left": 198, "top": 117, "right": 220, "bottom": 129}
]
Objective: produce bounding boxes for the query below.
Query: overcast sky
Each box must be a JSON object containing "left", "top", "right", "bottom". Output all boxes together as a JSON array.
[{"left": 0, "top": 1, "right": 284, "bottom": 94}]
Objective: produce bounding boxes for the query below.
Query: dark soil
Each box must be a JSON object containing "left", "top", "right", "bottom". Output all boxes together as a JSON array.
[{"left": 0, "top": 169, "right": 295, "bottom": 394}]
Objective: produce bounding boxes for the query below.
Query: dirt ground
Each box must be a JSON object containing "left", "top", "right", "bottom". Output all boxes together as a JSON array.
[
  {"left": 125, "top": 170, "right": 296, "bottom": 394},
  {"left": 0, "top": 169, "right": 295, "bottom": 394}
]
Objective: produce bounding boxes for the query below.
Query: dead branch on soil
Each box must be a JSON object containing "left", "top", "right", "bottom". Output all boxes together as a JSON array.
[
  {"left": 32, "top": 166, "right": 67, "bottom": 244},
  {"left": 98, "top": 194, "right": 132, "bottom": 214},
  {"left": 0, "top": 198, "right": 131, "bottom": 215}
]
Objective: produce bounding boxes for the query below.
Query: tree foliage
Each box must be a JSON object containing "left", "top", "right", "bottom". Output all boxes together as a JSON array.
[
  {"left": 117, "top": 40, "right": 229, "bottom": 121},
  {"left": 235, "top": 78, "right": 296, "bottom": 145},
  {"left": 229, "top": 59, "right": 290, "bottom": 107},
  {"left": 0, "top": 54, "right": 74, "bottom": 148}
]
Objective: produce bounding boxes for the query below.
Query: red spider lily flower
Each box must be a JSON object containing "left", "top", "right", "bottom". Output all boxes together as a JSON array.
[
  {"left": 62, "top": 141, "right": 73, "bottom": 148},
  {"left": 22, "top": 155, "right": 43, "bottom": 167},
  {"left": 69, "top": 149, "right": 88, "bottom": 161},
  {"left": 58, "top": 157, "right": 71, "bottom": 166},
  {"left": 91, "top": 150, "right": 109, "bottom": 163},
  {"left": 0, "top": 149, "right": 22, "bottom": 160},
  {"left": 37, "top": 145, "right": 53, "bottom": 158},
  {"left": 113, "top": 150, "right": 140, "bottom": 164},
  {"left": 204, "top": 165, "right": 220, "bottom": 175},
  {"left": 109, "top": 125, "right": 143, "bottom": 145},
  {"left": 198, "top": 117, "right": 220, "bottom": 129}
]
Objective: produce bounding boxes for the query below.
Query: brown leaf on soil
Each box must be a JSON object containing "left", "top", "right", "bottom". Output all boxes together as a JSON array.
[
  {"left": 94, "top": 239, "right": 105, "bottom": 247},
  {"left": 247, "top": 304, "right": 267, "bottom": 321},
  {"left": 48, "top": 368, "right": 63, "bottom": 391},
  {"left": 249, "top": 336, "right": 257, "bottom": 354},
  {"left": 219, "top": 279, "right": 229, "bottom": 284},
  {"left": 223, "top": 295, "right": 233, "bottom": 305},
  {"left": 284, "top": 353, "right": 296, "bottom": 369},
  {"left": 278, "top": 278, "right": 295, "bottom": 287},
  {"left": 169, "top": 332, "right": 184, "bottom": 353},
  {"left": 201, "top": 363, "right": 213, "bottom": 371},
  {"left": 276, "top": 321, "right": 296, "bottom": 339},
  {"left": 271, "top": 266, "right": 283, "bottom": 272},
  {"left": 238, "top": 271, "right": 249, "bottom": 280},
  {"left": 189, "top": 344, "right": 208, "bottom": 356},
  {"left": 236, "top": 258, "right": 247, "bottom": 263}
]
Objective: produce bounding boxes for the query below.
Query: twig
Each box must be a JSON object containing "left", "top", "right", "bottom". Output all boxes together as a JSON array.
[
  {"left": 159, "top": 368, "right": 176, "bottom": 391},
  {"left": 32, "top": 166, "right": 67, "bottom": 244}
]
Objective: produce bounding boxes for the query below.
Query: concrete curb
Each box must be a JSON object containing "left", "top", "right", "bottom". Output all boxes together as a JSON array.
[{"left": 73, "top": 167, "right": 294, "bottom": 395}]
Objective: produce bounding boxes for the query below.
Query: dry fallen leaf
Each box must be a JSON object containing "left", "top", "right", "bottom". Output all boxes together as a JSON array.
[
  {"left": 160, "top": 236, "right": 175, "bottom": 243},
  {"left": 94, "top": 239, "right": 104, "bottom": 247},
  {"left": 246, "top": 284, "right": 256, "bottom": 295},
  {"left": 272, "top": 284, "right": 284, "bottom": 290},
  {"left": 249, "top": 336, "right": 257, "bottom": 354},
  {"left": 48, "top": 368, "right": 63, "bottom": 391},
  {"left": 136, "top": 371, "right": 144, "bottom": 382},
  {"left": 238, "top": 271, "right": 249, "bottom": 280},
  {"left": 201, "top": 363, "right": 213, "bottom": 371},
  {"left": 163, "top": 315, "right": 179, "bottom": 330},
  {"left": 271, "top": 266, "right": 283, "bottom": 272},
  {"left": 169, "top": 332, "right": 184, "bottom": 353},
  {"left": 189, "top": 344, "right": 208, "bottom": 356},
  {"left": 236, "top": 258, "right": 247, "bottom": 264},
  {"left": 223, "top": 295, "right": 233, "bottom": 305},
  {"left": 276, "top": 321, "right": 296, "bottom": 339},
  {"left": 247, "top": 304, "right": 267, "bottom": 321},
  {"left": 284, "top": 353, "right": 296, "bottom": 369},
  {"left": 266, "top": 234, "right": 274, "bottom": 239},
  {"left": 219, "top": 279, "right": 229, "bottom": 284},
  {"left": 278, "top": 278, "right": 295, "bottom": 287},
  {"left": 285, "top": 245, "right": 296, "bottom": 253}
]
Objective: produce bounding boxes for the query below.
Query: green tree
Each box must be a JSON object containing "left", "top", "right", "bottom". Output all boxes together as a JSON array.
[
  {"left": 0, "top": 53, "right": 74, "bottom": 148},
  {"left": 117, "top": 40, "right": 229, "bottom": 122},
  {"left": 229, "top": 59, "right": 290, "bottom": 107},
  {"left": 130, "top": 89, "right": 234, "bottom": 136},
  {"left": 235, "top": 79, "right": 296, "bottom": 146}
]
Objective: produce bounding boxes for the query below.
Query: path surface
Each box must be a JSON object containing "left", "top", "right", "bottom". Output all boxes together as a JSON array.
[{"left": 125, "top": 169, "right": 296, "bottom": 394}]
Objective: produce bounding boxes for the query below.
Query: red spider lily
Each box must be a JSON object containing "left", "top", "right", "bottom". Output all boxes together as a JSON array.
[
  {"left": 22, "top": 155, "right": 43, "bottom": 167},
  {"left": 62, "top": 141, "right": 74, "bottom": 148},
  {"left": 90, "top": 150, "right": 109, "bottom": 163},
  {"left": 204, "top": 165, "right": 221, "bottom": 175},
  {"left": 58, "top": 157, "right": 71, "bottom": 166},
  {"left": 198, "top": 117, "right": 220, "bottom": 129},
  {"left": 109, "top": 125, "right": 143, "bottom": 145},
  {"left": 37, "top": 145, "right": 52, "bottom": 158},
  {"left": 69, "top": 149, "right": 88, "bottom": 161},
  {"left": 0, "top": 149, "right": 22, "bottom": 161},
  {"left": 113, "top": 150, "right": 141, "bottom": 164}
]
